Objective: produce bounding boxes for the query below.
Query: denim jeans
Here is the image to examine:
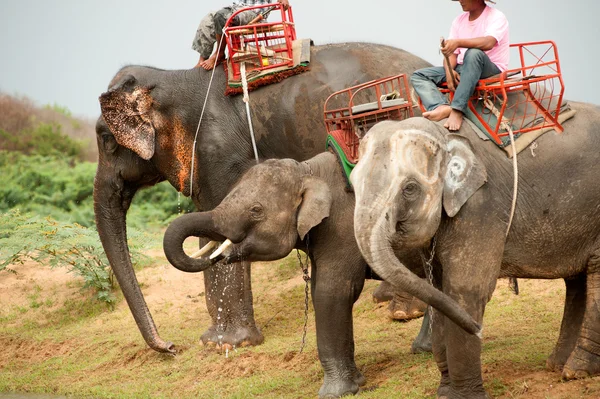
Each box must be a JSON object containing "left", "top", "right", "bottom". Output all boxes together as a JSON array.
[{"left": 410, "top": 49, "right": 502, "bottom": 113}]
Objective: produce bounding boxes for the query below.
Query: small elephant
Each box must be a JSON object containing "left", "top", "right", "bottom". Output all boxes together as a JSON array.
[
  {"left": 163, "top": 151, "right": 479, "bottom": 398},
  {"left": 351, "top": 107, "right": 600, "bottom": 398}
]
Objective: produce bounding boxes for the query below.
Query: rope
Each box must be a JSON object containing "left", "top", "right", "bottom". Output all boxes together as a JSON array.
[
  {"left": 483, "top": 98, "right": 518, "bottom": 238},
  {"left": 189, "top": 32, "right": 227, "bottom": 197},
  {"left": 483, "top": 98, "right": 520, "bottom": 295},
  {"left": 241, "top": 62, "right": 260, "bottom": 164}
]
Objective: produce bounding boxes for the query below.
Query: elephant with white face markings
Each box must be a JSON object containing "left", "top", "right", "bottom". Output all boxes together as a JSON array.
[{"left": 350, "top": 107, "right": 600, "bottom": 398}]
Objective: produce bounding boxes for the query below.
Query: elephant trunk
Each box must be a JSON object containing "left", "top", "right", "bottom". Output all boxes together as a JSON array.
[
  {"left": 163, "top": 212, "right": 226, "bottom": 273},
  {"left": 94, "top": 175, "right": 175, "bottom": 353},
  {"left": 355, "top": 211, "right": 482, "bottom": 337}
]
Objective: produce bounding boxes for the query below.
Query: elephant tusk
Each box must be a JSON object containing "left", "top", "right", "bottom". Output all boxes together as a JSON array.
[
  {"left": 210, "top": 239, "right": 233, "bottom": 260},
  {"left": 190, "top": 240, "right": 218, "bottom": 259}
]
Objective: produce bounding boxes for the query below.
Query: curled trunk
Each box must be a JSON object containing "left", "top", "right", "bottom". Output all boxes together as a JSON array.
[
  {"left": 163, "top": 212, "right": 226, "bottom": 272},
  {"left": 355, "top": 219, "right": 481, "bottom": 336},
  {"left": 94, "top": 176, "right": 175, "bottom": 353}
]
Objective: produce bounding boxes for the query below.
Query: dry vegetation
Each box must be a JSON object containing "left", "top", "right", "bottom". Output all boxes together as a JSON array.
[{"left": 0, "top": 93, "right": 97, "bottom": 161}]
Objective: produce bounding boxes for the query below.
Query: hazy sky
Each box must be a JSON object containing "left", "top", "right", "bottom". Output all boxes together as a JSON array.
[{"left": 1, "top": 0, "right": 599, "bottom": 119}]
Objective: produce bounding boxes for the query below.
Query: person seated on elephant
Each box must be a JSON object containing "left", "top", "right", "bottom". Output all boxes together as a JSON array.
[
  {"left": 410, "top": 0, "right": 509, "bottom": 131},
  {"left": 192, "top": 0, "right": 290, "bottom": 70}
]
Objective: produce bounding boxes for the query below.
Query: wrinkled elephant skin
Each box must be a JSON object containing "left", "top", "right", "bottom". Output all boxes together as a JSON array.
[
  {"left": 351, "top": 109, "right": 600, "bottom": 398},
  {"left": 94, "top": 43, "right": 431, "bottom": 353}
]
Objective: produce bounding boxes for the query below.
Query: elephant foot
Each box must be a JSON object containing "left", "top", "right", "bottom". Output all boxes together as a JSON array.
[
  {"left": 546, "top": 349, "right": 569, "bottom": 372},
  {"left": 318, "top": 377, "right": 360, "bottom": 398},
  {"left": 562, "top": 346, "right": 600, "bottom": 380},
  {"left": 372, "top": 281, "right": 394, "bottom": 303},
  {"left": 389, "top": 296, "right": 427, "bottom": 321},
  {"left": 353, "top": 369, "right": 366, "bottom": 387},
  {"left": 200, "top": 324, "right": 264, "bottom": 349}
]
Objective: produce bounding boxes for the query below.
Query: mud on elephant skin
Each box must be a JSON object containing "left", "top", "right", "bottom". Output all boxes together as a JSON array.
[
  {"left": 94, "top": 43, "right": 432, "bottom": 353},
  {"left": 163, "top": 151, "right": 481, "bottom": 398},
  {"left": 351, "top": 109, "right": 600, "bottom": 398}
]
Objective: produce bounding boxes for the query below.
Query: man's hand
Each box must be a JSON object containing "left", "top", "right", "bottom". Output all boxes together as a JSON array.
[
  {"left": 278, "top": 0, "right": 290, "bottom": 10},
  {"left": 441, "top": 39, "right": 460, "bottom": 57}
]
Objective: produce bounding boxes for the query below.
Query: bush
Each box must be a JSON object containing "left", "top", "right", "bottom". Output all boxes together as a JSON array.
[
  {"left": 0, "top": 151, "right": 195, "bottom": 229},
  {"left": 0, "top": 122, "right": 84, "bottom": 159},
  {"left": 0, "top": 210, "right": 149, "bottom": 305}
]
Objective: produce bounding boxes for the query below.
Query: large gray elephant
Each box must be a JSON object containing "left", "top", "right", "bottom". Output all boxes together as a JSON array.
[
  {"left": 162, "top": 151, "right": 480, "bottom": 398},
  {"left": 350, "top": 108, "right": 600, "bottom": 398},
  {"left": 94, "top": 43, "right": 431, "bottom": 354}
]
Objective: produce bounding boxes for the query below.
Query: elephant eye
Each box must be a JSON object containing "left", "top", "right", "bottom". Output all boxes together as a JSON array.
[
  {"left": 402, "top": 181, "right": 420, "bottom": 200},
  {"left": 249, "top": 204, "right": 264, "bottom": 218}
]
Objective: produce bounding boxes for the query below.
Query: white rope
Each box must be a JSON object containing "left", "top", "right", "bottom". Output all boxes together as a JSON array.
[
  {"left": 189, "top": 32, "right": 227, "bottom": 197},
  {"left": 483, "top": 98, "right": 518, "bottom": 237},
  {"left": 240, "top": 62, "right": 260, "bottom": 164}
]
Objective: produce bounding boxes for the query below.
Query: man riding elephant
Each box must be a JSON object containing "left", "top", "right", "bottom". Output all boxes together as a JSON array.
[
  {"left": 411, "top": 0, "right": 509, "bottom": 131},
  {"left": 192, "top": 0, "right": 290, "bottom": 70}
]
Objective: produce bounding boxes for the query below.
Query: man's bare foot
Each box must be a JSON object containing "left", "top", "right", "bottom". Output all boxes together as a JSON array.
[
  {"left": 444, "top": 109, "right": 464, "bottom": 131},
  {"left": 194, "top": 56, "right": 207, "bottom": 69},
  {"left": 423, "top": 105, "right": 452, "bottom": 122},
  {"left": 199, "top": 54, "right": 218, "bottom": 70}
]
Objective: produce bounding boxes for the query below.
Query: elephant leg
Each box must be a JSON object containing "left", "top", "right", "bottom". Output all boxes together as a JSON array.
[
  {"left": 201, "top": 259, "right": 264, "bottom": 348},
  {"left": 312, "top": 258, "right": 366, "bottom": 398},
  {"left": 563, "top": 270, "right": 600, "bottom": 379},
  {"left": 546, "top": 275, "right": 586, "bottom": 372},
  {"left": 411, "top": 307, "right": 433, "bottom": 354},
  {"left": 431, "top": 309, "right": 452, "bottom": 399},
  {"left": 439, "top": 252, "right": 500, "bottom": 399}
]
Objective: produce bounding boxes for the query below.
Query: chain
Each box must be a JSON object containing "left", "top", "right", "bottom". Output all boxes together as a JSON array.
[
  {"left": 296, "top": 235, "right": 311, "bottom": 353},
  {"left": 424, "top": 236, "right": 437, "bottom": 337}
]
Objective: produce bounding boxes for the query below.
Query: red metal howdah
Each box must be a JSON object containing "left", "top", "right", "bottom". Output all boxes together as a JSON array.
[
  {"left": 420, "top": 41, "right": 565, "bottom": 145},
  {"left": 224, "top": 4, "right": 296, "bottom": 82},
  {"left": 324, "top": 74, "right": 415, "bottom": 163}
]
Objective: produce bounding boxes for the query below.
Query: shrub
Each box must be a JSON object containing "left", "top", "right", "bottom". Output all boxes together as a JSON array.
[
  {"left": 0, "top": 210, "right": 149, "bottom": 305},
  {"left": 0, "top": 123, "right": 84, "bottom": 159}
]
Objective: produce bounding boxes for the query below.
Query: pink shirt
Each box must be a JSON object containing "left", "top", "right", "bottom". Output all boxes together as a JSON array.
[{"left": 448, "top": 6, "right": 510, "bottom": 71}]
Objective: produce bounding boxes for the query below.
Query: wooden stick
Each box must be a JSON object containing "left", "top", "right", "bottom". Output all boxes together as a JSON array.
[{"left": 441, "top": 37, "right": 459, "bottom": 89}]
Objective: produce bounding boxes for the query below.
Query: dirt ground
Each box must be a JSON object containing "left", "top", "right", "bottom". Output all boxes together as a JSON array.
[{"left": 2, "top": 256, "right": 600, "bottom": 398}]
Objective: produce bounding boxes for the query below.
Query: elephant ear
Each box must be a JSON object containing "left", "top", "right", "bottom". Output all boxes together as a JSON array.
[
  {"left": 443, "top": 133, "right": 487, "bottom": 217},
  {"left": 98, "top": 74, "right": 156, "bottom": 160},
  {"left": 297, "top": 176, "right": 333, "bottom": 240}
]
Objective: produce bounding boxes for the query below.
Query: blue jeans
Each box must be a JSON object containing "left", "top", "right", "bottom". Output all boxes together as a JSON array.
[{"left": 410, "top": 49, "right": 501, "bottom": 113}]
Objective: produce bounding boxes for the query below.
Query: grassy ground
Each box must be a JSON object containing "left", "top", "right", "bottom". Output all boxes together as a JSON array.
[{"left": 1, "top": 239, "right": 600, "bottom": 398}]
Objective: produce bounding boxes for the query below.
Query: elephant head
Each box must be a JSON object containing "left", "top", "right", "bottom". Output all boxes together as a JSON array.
[
  {"left": 351, "top": 118, "right": 487, "bottom": 335},
  {"left": 163, "top": 158, "right": 332, "bottom": 270}
]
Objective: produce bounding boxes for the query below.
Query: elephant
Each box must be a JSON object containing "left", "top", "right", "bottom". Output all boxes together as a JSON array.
[
  {"left": 94, "top": 42, "right": 431, "bottom": 354},
  {"left": 350, "top": 108, "right": 600, "bottom": 398},
  {"left": 162, "top": 150, "right": 481, "bottom": 398}
]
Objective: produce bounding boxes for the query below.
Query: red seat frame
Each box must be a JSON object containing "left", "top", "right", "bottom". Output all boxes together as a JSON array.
[
  {"left": 324, "top": 74, "right": 415, "bottom": 163},
  {"left": 224, "top": 4, "right": 296, "bottom": 82},
  {"left": 419, "top": 41, "right": 565, "bottom": 145}
]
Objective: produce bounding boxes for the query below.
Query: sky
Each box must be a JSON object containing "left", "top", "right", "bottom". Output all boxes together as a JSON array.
[{"left": 1, "top": 0, "right": 599, "bottom": 120}]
